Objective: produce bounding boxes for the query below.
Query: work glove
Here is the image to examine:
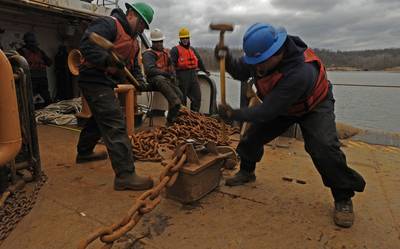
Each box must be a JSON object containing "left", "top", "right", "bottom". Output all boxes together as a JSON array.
[
  {"left": 137, "top": 81, "right": 151, "bottom": 92},
  {"left": 170, "top": 74, "right": 178, "bottom": 84},
  {"left": 217, "top": 103, "right": 235, "bottom": 121},
  {"left": 214, "top": 45, "right": 230, "bottom": 60},
  {"left": 204, "top": 70, "right": 211, "bottom": 76}
]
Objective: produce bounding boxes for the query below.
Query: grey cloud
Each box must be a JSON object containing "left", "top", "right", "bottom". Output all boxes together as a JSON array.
[
  {"left": 270, "top": 0, "right": 345, "bottom": 13},
  {"left": 119, "top": 0, "right": 400, "bottom": 50},
  {"left": 373, "top": 0, "right": 400, "bottom": 5}
]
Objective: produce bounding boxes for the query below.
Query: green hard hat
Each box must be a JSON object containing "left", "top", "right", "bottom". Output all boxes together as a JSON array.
[{"left": 125, "top": 2, "right": 154, "bottom": 29}]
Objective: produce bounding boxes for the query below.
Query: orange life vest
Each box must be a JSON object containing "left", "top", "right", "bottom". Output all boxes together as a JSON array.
[
  {"left": 111, "top": 16, "right": 139, "bottom": 69},
  {"left": 148, "top": 48, "right": 174, "bottom": 73},
  {"left": 176, "top": 45, "right": 198, "bottom": 70},
  {"left": 20, "top": 48, "right": 46, "bottom": 71},
  {"left": 255, "top": 48, "right": 329, "bottom": 115},
  {"left": 82, "top": 17, "right": 139, "bottom": 74}
]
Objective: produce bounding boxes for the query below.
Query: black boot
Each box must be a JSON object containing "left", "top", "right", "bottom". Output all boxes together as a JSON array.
[
  {"left": 225, "top": 170, "right": 256, "bottom": 186},
  {"left": 114, "top": 172, "right": 154, "bottom": 191},
  {"left": 166, "top": 104, "right": 181, "bottom": 125},
  {"left": 76, "top": 151, "right": 108, "bottom": 164},
  {"left": 334, "top": 199, "right": 354, "bottom": 228}
]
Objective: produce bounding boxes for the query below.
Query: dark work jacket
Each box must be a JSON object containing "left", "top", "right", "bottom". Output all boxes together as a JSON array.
[
  {"left": 142, "top": 47, "right": 175, "bottom": 79},
  {"left": 18, "top": 45, "right": 52, "bottom": 78},
  {"left": 227, "top": 35, "right": 333, "bottom": 123},
  {"left": 170, "top": 44, "right": 207, "bottom": 73},
  {"left": 79, "top": 8, "right": 145, "bottom": 87}
]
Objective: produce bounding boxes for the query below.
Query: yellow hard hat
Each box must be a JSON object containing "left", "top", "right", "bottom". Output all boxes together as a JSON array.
[{"left": 179, "top": 27, "right": 190, "bottom": 38}]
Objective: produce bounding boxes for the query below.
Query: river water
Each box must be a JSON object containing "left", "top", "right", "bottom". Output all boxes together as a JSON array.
[{"left": 209, "top": 71, "right": 400, "bottom": 133}]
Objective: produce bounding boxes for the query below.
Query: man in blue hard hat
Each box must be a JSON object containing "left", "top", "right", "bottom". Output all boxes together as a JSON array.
[
  {"left": 75, "top": 2, "right": 154, "bottom": 191},
  {"left": 215, "top": 23, "right": 366, "bottom": 228}
]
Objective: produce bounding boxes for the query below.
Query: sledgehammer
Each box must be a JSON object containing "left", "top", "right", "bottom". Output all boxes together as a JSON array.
[
  {"left": 89, "top": 32, "right": 140, "bottom": 89},
  {"left": 209, "top": 23, "right": 234, "bottom": 104}
]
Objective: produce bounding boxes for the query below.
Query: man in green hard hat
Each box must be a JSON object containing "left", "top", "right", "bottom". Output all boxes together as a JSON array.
[{"left": 75, "top": 2, "right": 155, "bottom": 191}]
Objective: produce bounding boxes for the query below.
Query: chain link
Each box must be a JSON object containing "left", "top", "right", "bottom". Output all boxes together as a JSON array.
[
  {"left": 0, "top": 171, "right": 47, "bottom": 242},
  {"left": 78, "top": 145, "right": 188, "bottom": 249},
  {"left": 131, "top": 109, "right": 238, "bottom": 161}
]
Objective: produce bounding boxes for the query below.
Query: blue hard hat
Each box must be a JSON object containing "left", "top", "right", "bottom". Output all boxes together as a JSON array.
[{"left": 243, "top": 23, "right": 287, "bottom": 65}]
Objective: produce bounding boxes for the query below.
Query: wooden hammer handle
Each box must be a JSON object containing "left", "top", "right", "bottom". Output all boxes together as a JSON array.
[
  {"left": 219, "top": 31, "right": 226, "bottom": 104},
  {"left": 220, "top": 58, "right": 226, "bottom": 105},
  {"left": 89, "top": 32, "right": 140, "bottom": 89},
  {"left": 240, "top": 90, "right": 262, "bottom": 137}
]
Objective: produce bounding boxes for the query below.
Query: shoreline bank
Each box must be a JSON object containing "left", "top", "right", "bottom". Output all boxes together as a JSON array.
[{"left": 288, "top": 122, "right": 400, "bottom": 148}]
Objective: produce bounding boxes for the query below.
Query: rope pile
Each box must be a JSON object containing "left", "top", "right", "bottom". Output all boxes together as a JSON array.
[
  {"left": 35, "top": 98, "right": 82, "bottom": 125},
  {"left": 131, "top": 108, "right": 239, "bottom": 161}
]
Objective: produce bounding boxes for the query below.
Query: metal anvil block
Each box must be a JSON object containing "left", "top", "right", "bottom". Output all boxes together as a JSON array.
[{"left": 166, "top": 142, "right": 233, "bottom": 203}]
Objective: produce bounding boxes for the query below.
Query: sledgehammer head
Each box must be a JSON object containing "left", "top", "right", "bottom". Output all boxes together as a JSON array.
[
  {"left": 209, "top": 23, "right": 234, "bottom": 32},
  {"left": 210, "top": 23, "right": 234, "bottom": 47}
]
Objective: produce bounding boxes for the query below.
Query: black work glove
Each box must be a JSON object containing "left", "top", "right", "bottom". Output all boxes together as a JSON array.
[
  {"left": 137, "top": 81, "right": 151, "bottom": 91},
  {"left": 218, "top": 103, "right": 235, "bottom": 120},
  {"left": 170, "top": 74, "right": 178, "bottom": 84},
  {"left": 214, "top": 45, "right": 230, "bottom": 60}
]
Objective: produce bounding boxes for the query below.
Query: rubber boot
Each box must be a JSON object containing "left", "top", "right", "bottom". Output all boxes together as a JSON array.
[
  {"left": 166, "top": 104, "right": 181, "bottom": 126},
  {"left": 76, "top": 151, "right": 108, "bottom": 164},
  {"left": 225, "top": 170, "right": 256, "bottom": 186},
  {"left": 333, "top": 199, "right": 354, "bottom": 228},
  {"left": 114, "top": 172, "right": 154, "bottom": 191}
]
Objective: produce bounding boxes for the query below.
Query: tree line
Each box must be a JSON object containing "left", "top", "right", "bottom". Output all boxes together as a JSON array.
[{"left": 196, "top": 47, "right": 400, "bottom": 71}]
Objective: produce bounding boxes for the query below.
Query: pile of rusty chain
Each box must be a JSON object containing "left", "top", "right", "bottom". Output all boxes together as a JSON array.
[
  {"left": 78, "top": 145, "right": 189, "bottom": 249},
  {"left": 131, "top": 108, "right": 239, "bottom": 161},
  {"left": 0, "top": 171, "right": 47, "bottom": 241}
]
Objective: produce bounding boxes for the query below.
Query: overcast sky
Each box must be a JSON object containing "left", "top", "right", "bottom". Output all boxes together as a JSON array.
[{"left": 118, "top": 0, "right": 400, "bottom": 51}]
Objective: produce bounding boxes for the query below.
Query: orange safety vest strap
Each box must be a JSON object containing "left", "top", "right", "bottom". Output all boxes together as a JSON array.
[
  {"left": 21, "top": 48, "right": 46, "bottom": 71},
  {"left": 111, "top": 16, "right": 139, "bottom": 69},
  {"left": 255, "top": 48, "right": 329, "bottom": 115},
  {"left": 255, "top": 71, "right": 283, "bottom": 97},
  {"left": 176, "top": 45, "right": 198, "bottom": 70},
  {"left": 148, "top": 48, "right": 174, "bottom": 73},
  {"left": 82, "top": 17, "right": 139, "bottom": 72}
]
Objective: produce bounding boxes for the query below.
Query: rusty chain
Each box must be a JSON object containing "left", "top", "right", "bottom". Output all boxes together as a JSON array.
[
  {"left": 78, "top": 145, "right": 189, "bottom": 249},
  {"left": 0, "top": 171, "right": 47, "bottom": 242},
  {"left": 131, "top": 109, "right": 239, "bottom": 161}
]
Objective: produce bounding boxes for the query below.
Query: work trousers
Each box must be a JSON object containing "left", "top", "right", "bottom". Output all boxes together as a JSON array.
[
  {"left": 148, "top": 75, "right": 183, "bottom": 121},
  {"left": 32, "top": 77, "right": 51, "bottom": 109},
  {"left": 237, "top": 96, "right": 366, "bottom": 201},
  {"left": 176, "top": 69, "right": 201, "bottom": 112},
  {"left": 148, "top": 75, "right": 183, "bottom": 109},
  {"left": 77, "top": 82, "right": 134, "bottom": 176}
]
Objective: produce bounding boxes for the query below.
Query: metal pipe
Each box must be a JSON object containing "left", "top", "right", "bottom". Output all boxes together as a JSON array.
[
  {"left": 0, "top": 50, "right": 22, "bottom": 166},
  {"left": 115, "top": 84, "right": 135, "bottom": 136},
  {"left": 7, "top": 53, "right": 42, "bottom": 176},
  {"left": 198, "top": 74, "right": 218, "bottom": 114}
]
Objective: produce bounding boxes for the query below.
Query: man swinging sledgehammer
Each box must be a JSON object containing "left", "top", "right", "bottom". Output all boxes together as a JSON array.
[{"left": 214, "top": 23, "right": 366, "bottom": 228}]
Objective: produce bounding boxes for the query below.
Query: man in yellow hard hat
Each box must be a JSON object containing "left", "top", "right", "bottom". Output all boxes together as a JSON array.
[
  {"left": 142, "top": 28, "right": 183, "bottom": 125},
  {"left": 170, "top": 27, "right": 210, "bottom": 112},
  {"left": 75, "top": 2, "right": 154, "bottom": 191}
]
